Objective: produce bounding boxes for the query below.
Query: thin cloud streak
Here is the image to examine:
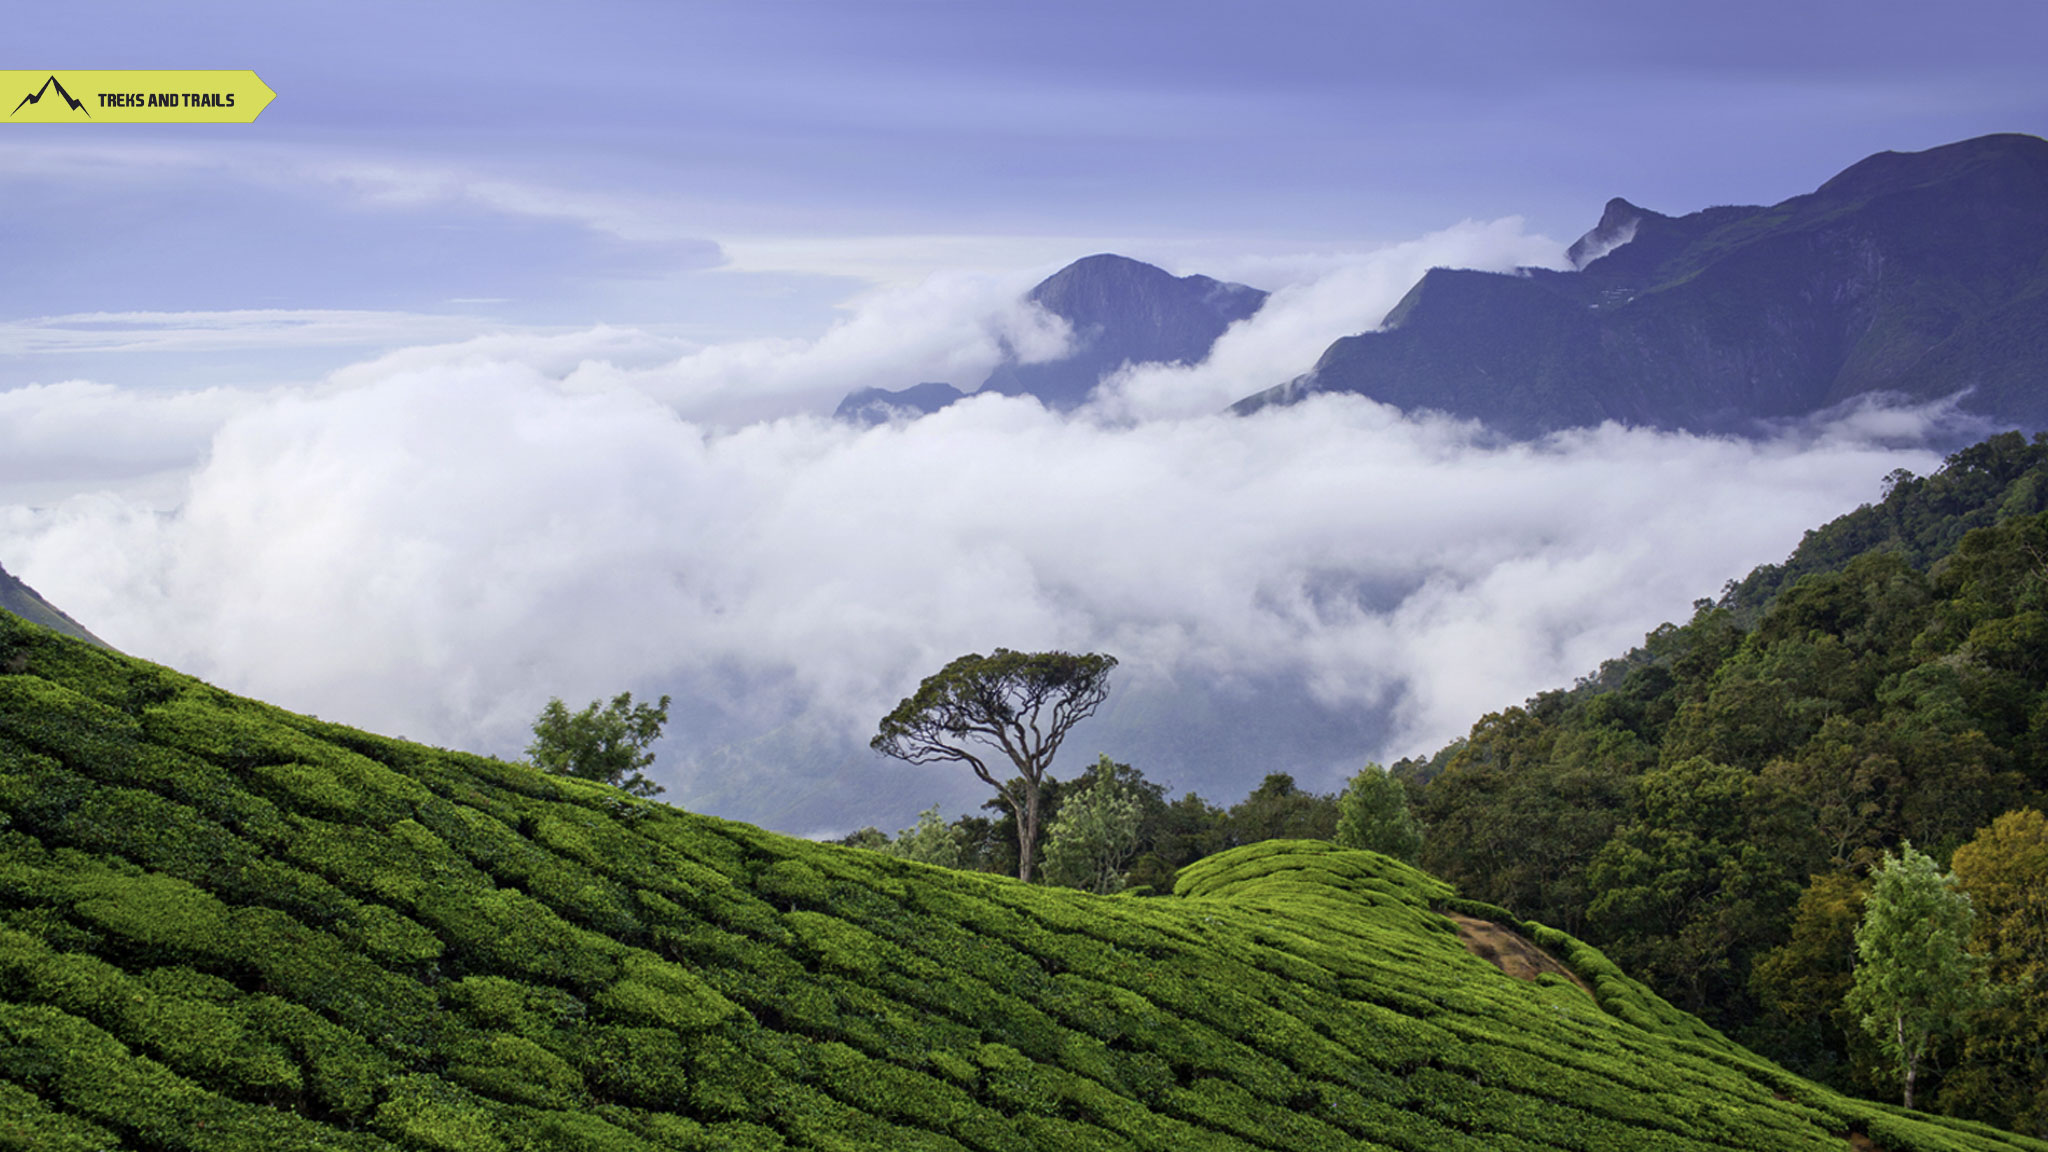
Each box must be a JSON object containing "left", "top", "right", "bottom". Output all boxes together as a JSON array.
[{"left": 0, "top": 310, "right": 509, "bottom": 356}]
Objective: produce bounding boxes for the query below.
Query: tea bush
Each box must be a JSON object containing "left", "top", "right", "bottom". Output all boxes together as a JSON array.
[{"left": 0, "top": 610, "right": 2041, "bottom": 1151}]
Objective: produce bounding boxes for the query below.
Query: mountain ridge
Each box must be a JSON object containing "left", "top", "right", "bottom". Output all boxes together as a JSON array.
[
  {"left": 1233, "top": 133, "right": 2048, "bottom": 438},
  {"left": 0, "top": 561, "right": 110, "bottom": 651}
]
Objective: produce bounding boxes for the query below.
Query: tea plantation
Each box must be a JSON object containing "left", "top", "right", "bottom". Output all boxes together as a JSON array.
[{"left": 0, "top": 611, "right": 2040, "bottom": 1151}]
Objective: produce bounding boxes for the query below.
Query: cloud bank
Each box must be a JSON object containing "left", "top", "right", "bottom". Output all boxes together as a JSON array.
[
  {"left": 0, "top": 219, "right": 1949, "bottom": 832},
  {"left": 0, "top": 370, "right": 1939, "bottom": 831}
]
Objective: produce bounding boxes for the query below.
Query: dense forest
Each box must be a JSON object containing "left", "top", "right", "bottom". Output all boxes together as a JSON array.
[{"left": 1399, "top": 430, "right": 2048, "bottom": 1132}]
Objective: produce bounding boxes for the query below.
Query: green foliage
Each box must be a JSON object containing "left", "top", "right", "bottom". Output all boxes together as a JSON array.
[
  {"left": 872, "top": 649, "right": 1117, "bottom": 883},
  {"left": 1945, "top": 810, "right": 2048, "bottom": 1134},
  {"left": 1333, "top": 762, "right": 1422, "bottom": 861},
  {"left": 1748, "top": 870, "right": 1879, "bottom": 1090},
  {"left": 1041, "top": 756, "right": 1145, "bottom": 893},
  {"left": 1, "top": 609, "right": 2044, "bottom": 1151},
  {"left": 1221, "top": 773, "right": 1337, "bottom": 845},
  {"left": 527, "top": 692, "right": 671, "bottom": 797},
  {"left": 1847, "top": 844, "right": 1984, "bottom": 1108},
  {"left": 879, "top": 807, "right": 965, "bottom": 870},
  {"left": 1585, "top": 756, "right": 1799, "bottom": 1016},
  {"left": 1407, "top": 434, "right": 2048, "bottom": 1111}
]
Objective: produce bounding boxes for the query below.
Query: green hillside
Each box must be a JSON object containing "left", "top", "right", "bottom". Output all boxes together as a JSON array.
[
  {"left": 1404, "top": 431, "right": 2048, "bottom": 1123},
  {"left": 1, "top": 611, "right": 2042, "bottom": 1151}
]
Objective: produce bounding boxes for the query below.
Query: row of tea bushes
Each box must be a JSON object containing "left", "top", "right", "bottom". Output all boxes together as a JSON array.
[{"left": 2, "top": 610, "right": 2043, "bottom": 1151}]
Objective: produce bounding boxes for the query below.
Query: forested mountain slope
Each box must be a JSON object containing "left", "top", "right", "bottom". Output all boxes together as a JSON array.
[
  {"left": 1403, "top": 430, "right": 2048, "bottom": 1127},
  {"left": 0, "top": 609, "right": 2036, "bottom": 1150}
]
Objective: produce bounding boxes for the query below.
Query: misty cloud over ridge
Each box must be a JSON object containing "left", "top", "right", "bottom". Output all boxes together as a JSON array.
[
  {"left": 0, "top": 218, "right": 1950, "bottom": 832},
  {"left": 0, "top": 368, "right": 1941, "bottom": 831}
]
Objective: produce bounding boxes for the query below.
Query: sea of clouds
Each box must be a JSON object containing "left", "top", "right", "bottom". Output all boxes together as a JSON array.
[{"left": 0, "top": 219, "right": 1954, "bottom": 834}]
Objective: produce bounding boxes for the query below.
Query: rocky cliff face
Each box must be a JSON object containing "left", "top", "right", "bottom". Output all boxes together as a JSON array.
[{"left": 1234, "top": 133, "right": 2048, "bottom": 438}]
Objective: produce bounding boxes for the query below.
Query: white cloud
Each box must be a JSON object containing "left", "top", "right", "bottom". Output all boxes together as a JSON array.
[
  {"left": 0, "top": 220, "right": 1953, "bottom": 833},
  {"left": 0, "top": 379, "right": 269, "bottom": 506},
  {"left": 555, "top": 271, "right": 1073, "bottom": 424},
  {"left": 0, "top": 359, "right": 1941, "bottom": 831}
]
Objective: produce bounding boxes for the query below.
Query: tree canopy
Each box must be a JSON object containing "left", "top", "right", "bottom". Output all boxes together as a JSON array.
[
  {"left": 1947, "top": 809, "right": 2048, "bottom": 1129},
  {"left": 1846, "top": 843, "right": 1982, "bottom": 1109},
  {"left": 871, "top": 649, "right": 1115, "bottom": 882},
  {"left": 1042, "top": 755, "right": 1148, "bottom": 894},
  {"left": 527, "top": 691, "right": 671, "bottom": 798},
  {"left": 1334, "top": 762, "right": 1423, "bottom": 861}
]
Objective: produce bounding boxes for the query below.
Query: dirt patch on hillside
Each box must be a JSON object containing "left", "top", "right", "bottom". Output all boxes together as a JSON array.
[
  {"left": 1445, "top": 913, "right": 1595, "bottom": 998},
  {"left": 1847, "top": 1134, "right": 1892, "bottom": 1152}
]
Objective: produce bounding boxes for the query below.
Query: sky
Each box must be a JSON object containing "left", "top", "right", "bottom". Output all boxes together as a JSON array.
[{"left": 2, "top": 2, "right": 2042, "bottom": 833}]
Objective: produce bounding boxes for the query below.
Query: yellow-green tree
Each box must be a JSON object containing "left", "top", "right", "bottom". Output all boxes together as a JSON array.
[
  {"left": 1845, "top": 842, "right": 1982, "bottom": 1109},
  {"left": 1947, "top": 809, "right": 2048, "bottom": 1134},
  {"left": 1041, "top": 755, "right": 1145, "bottom": 894},
  {"left": 881, "top": 805, "right": 966, "bottom": 869},
  {"left": 1334, "top": 762, "right": 1422, "bottom": 861}
]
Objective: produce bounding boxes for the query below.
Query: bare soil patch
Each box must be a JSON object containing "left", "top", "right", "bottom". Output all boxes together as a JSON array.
[{"left": 1445, "top": 912, "right": 1595, "bottom": 998}]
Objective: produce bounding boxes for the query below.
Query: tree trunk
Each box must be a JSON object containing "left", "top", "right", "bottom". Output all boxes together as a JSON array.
[
  {"left": 1899, "top": 1016, "right": 1916, "bottom": 1110},
  {"left": 1017, "top": 784, "right": 1041, "bottom": 883}
]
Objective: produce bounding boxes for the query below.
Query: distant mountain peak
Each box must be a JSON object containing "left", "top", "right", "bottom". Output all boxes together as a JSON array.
[
  {"left": 835, "top": 253, "right": 1268, "bottom": 420},
  {"left": 1567, "top": 197, "right": 1651, "bottom": 269},
  {"left": 1234, "top": 132, "right": 2048, "bottom": 440},
  {"left": 979, "top": 253, "right": 1267, "bottom": 410},
  {"left": 1812, "top": 132, "right": 2048, "bottom": 205},
  {"left": 833, "top": 381, "right": 965, "bottom": 426}
]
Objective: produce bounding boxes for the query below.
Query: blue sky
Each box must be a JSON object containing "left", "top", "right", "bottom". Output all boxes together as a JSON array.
[{"left": 1, "top": 2, "right": 2038, "bottom": 829}]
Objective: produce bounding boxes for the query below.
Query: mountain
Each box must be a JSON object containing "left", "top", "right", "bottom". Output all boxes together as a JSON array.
[
  {"left": 9, "top": 75, "right": 91, "bottom": 117},
  {"left": 2, "top": 610, "right": 2036, "bottom": 1150},
  {"left": 835, "top": 255, "right": 1267, "bottom": 420},
  {"left": 0, "top": 560, "right": 110, "bottom": 650},
  {"left": 1235, "top": 133, "right": 2048, "bottom": 438},
  {"left": 978, "top": 255, "right": 1267, "bottom": 410},
  {"left": 834, "top": 382, "right": 966, "bottom": 426}
]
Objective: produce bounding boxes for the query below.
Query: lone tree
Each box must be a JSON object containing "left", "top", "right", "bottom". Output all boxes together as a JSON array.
[
  {"left": 1846, "top": 841, "right": 1982, "bottom": 1109},
  {"left": 1334, "top": 762, "right": 1423, "bottom": 861},
  {"left": 872, "top": 649, "right": 1116, "bottom": 883},
  {"left": 528, "top": 691, "right": 671, "bottom": 797}
]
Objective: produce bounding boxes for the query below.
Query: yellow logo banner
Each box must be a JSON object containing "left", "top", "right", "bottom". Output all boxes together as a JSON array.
[{"left": 4, "top": 71, "right": 274, "bottom": 123}]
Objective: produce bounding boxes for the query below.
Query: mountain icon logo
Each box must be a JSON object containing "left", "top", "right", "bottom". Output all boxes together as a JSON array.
[{"left": 11, "top": 75, "right": 90, "bottom": 118}]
